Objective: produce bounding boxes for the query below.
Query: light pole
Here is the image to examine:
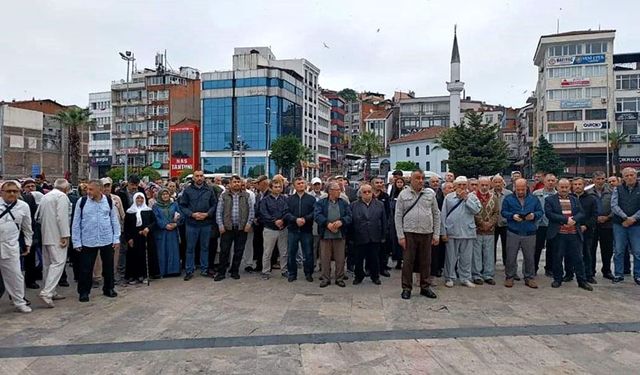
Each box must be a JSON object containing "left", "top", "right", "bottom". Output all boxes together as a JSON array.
[
  {"left": 237, "top": 135, "right": 244, "bottom": 177},
  {"left": 265, "top": 106, "right": 271, "bottom": 177},
  {"left": 119, "top": 51, "right": 135, "bottom": 181}
]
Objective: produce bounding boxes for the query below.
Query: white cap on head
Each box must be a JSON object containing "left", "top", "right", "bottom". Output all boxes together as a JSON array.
[
  {"left": 454, "top": 176, "right": 468, "bottom": 184},
  {"left": 100, "top": 177, "right": 113, "bottom": 186},
  {"left": 311, "top": 177, "right": 322, "bottom": 185}
]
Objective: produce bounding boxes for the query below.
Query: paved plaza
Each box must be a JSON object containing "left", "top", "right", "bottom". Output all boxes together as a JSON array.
[{"left": 1, "top": 257, "right": 640, "bottom": 374}]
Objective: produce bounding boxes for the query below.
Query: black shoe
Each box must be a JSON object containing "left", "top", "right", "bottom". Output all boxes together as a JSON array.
[
  {"left": 473, "top": 279, "right": 484, "bottom": 285},
  {"left": 58, "top": 280, "right": 70, "bottom": 287},
  {"left": 380, "top": 270, "right": 391, "bottom": 278},
  {"left": 103, "top": 290, "right": 118, "bottom": 298},
  {"left": 343, "top": 275, "right": 349, "bottom": 280},
  {"left": 254, "top": 266, "right": 263, "bottom": 273},
  {"left": 395, "top": 261, "right": 402, "bottom": 270},
  {"left": 551, "top": 281, "right": 561, "bottom": 288},
  {"left": 336, "top": 280, "right": 346, "bottom": 288},
  {"left": 562, "top": 275, "right": 574, "bottom": 282},
  {"left": 353, "top": 278, "right": 363, "bottom": 285},
  {"left": 305, "top": 275, "right": 314, "bottom": 282},
  {"left": 435, "top": 270, "right": 443, "bottom": 278},
  {"left": 420, "top": 287, "right": 437, "bottom": 299},
  {"left": 587, "top": 277, "right": 597, "bottom": 284},
  {"left": 79, "top": 294, "right": 90, "bottom": 302},
  {"left": 319, "top": 280, "right": 330, "bottom": 288},
  {"left": 635, "top": 278, "right": 640, "bottom": 286},
  {"left": 624, "top": 270, "right": 631, "bottom": 275},
  {"left": 485, "top": 278, "right": 496, "bottom": 285},
  {"left": 183, "top": 273, "right": 193, "bottom": 281},
  {"left": 244, "top": 266, "right": 255, "bottom": 273},
  {"left": 612, "top": 276, "right": 624, "bottom": 284},
  {"left": 214, "top": 274, "right": 226, "bottom": 281},
  {"left": 200, "top": 271, "right": 208, "bottom": 277},
  {"left": 513, "top": 275, "right": 521, "bottom": 281},
  {"left": 26, "top": 282, "right": 40, "bottom": 289},
  {"left": 602, "top": 273, "right": 614, "bottom": 280},
  {"left": 230, "top": 273, "right": 240, "bottom": 280},
  {"left": 288, "top": 277, "right": 297, "bottom": 282},
  {"left": 578, "top": 282, "right": 593, "bottom": 291},
  {"left": 401, "top": 290, "right": 411, "bottom": 300},
  {"left": 372, "top": 279, "right": 382, "bottom": 285}
]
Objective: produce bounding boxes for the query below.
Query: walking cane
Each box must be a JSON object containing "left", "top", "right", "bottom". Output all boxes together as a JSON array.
[{"left": 144, "top": 238, "right": 150, "bottom": 286}]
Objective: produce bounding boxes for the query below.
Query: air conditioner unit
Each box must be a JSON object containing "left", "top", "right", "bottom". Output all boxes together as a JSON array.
[{"left": 601, "top": 97, "right": 607, "bottom": 104}]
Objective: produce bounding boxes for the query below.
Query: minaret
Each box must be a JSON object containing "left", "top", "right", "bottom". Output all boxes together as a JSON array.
[{"left": 447, "top": 25, "right": 464, "bottom": 126}]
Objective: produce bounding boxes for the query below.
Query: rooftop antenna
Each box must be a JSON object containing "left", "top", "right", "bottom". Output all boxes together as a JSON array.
[{"left": 557, "top": 7, "right": 563, "bottom": 34}]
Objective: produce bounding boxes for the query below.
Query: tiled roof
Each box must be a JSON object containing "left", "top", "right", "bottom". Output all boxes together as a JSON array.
[
  {"left": 389, "top": 126, "right": 446, "bottom": 144},
  {"left": 365, "top": 109, "right": 391, "bottom": 121}
]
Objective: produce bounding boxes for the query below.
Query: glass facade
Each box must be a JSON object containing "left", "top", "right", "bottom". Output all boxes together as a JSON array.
[
  {"left": 202, "top": 78, "right": 303, "bottom": 96},
  {"left": 202, "top": 157, "right": 232, "bottom": 174},
  {"left": 171, "top": 131, "right": 193, "bottom": 158},
  {"left": 202, "top": 98, "right": 233, "bottom": 151}
]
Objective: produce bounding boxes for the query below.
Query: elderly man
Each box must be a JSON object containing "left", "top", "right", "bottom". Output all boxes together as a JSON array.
[
  {"left": 72, "top": 180, "right": 121, "bottom": 302},
  {"left": 284, "top": 177, "right": 316, "bottom": 282},
  {"left": 95, "top": 177, "right": 126, "bottom": 285},
  {"left": 545, "top": 179, "right": 592, "bottom": 291},
  {"left": 506, "top": 171, "right": 522, "bottom": 192},
  {"left": 532, "top": 173, "right": 557, "bottom": 276},
  {"left": 492, "top": 175, "right": 512, "bottom": 268},
  {"left": 586, "top": 171, "right": 614, "bottom": 279},
  {"left": 371, "top": 177, "right": 392, "bottom": 276},
  {"left": 0, "top": 181, "right": 33, "bottom": 313},
  {"left": 472, "top": 177, "right": 499, "bottom": 285},
  {"left": 468, "top": 178, "right": 479, "bottom": 193},
  {"left": 250, "top": 175, "right": 270, "bottom": 273},
  {"left": 315, "top": 182, "right": 352, "bottom": 288},
  {"left": 350, "top": 183, "right": 387, "bottom": 285},
  {"left": 441, "top": 176, "right": 482, "bottom": 288},
  {"left": 501, "top": 178, "right": 543, "bottom": 288},
  {"left": 36, "top": 179, "right": 72, "bottom": 307},
  {"left": 567, "top": 177, "right": 598, "bottom": 284},
  {"left": 429, "top": 175, "right": 446, "bottom": 278},
  {"left": 611, "top": 167, "right": 640, "bottom": 284},
  {"left": 395, "top": 170, "right": 440, "bottom": 299}
]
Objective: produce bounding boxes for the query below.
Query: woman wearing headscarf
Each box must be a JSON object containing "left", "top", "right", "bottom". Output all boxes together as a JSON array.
[
  {"left": 124, "top": 192, "right": 156, "bottom": 284},
  {"left": 389, "top": 177, "right": 406, "bottom": 269},
  {"left": 152, "top": 188, "right": 182, "bottom": 277}
]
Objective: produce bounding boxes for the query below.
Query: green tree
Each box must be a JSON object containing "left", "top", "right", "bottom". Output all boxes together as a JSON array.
[
  {"left": 178, "top": 168, "right": 194, "bottom": 181},
  {"left": 602, "top": 130, "right": 628, "bottom": 175},
  {"left": 270, "top": 134, "right": 305, "bottom": 177},
  {"left": 54, "top": 106, "right": 92, "bottom": 185},
  {"left": 394, "top": 161, "right": 418, "bottom": 171},
  {"left": 106, "top": 167, "right": 125, "bottom": 183},
  {"left": 140, "top": 166, "right": 161, "bottom": 181},
  {"left": 533, "top": 135, "right": 565, "bottom": 177},
  {"left": 247, "top": 165, "right": 265, "bottom": 178},
  {"left": 338, "top": 88, "right": 357, "bottom": 102},
  {"left": 352, "top": 131, "right": 385, "bottom": 180},
  {"left": 438, "top": 111, "right": 509, "bottom": 177}
]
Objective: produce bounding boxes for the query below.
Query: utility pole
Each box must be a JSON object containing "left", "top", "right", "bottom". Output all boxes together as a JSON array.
[
  {"left": 265, "top": 106, "right": 271, "bottom": 177},
  {"left": 119, "top": 51, "right": 135, "bottom": 182}
]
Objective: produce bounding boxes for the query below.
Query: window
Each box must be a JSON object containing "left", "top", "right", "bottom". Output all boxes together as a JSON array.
[
  {"left": 425, "top": 161, "right": 430, "bottom": 171},
  {"left": 484, "top": 115, "right": 493, "bottom": 124},
  {"left": 92, "top": 133, "right": 110, "bottom": 141},
  {"left": 547, "top": 88, "right": 582, "bottom": 100},
  {"left": 440, "top": 160, "right": 447, "bottom": 173},
  {"left": 616, "top": 74, "right": 640, "bottom": 90},
  {"left": 415, "top": 162, "right": 419, "bottom": 169},
  {"left": 415, "top": 146, "right": 420, "bottom": 156},
  {"left": 585, "top": 109, "right": 606, "bottom": 120},
  {"left": 616, "top": 98, "right": 640, "bottom": 112},
  {"left": 548, "top": 66, "right": 582, "bottom": 78},
  {"left": 425, "top": 145, "right": 430, "bottom": 155},
  {"left": 548, "top": 44, "right": 582, "bottom": 56},
  {"left": 584, "top": 65, "right": 607, "bottom": 77},
  {"left": 584, "top": 87, "right": 607, "bottom": 98},
  {"left": 585, "top": 42, "right": 607, "bottom": 54},
  {"left": 406, "top": 148, "right": 410, "bottom": 157},
  {"left": 202, "top": 80, "right": 233, "bottom": 90},
  {"left": 547, "top": 110, "right": 582, "bottom": 122},
  {"left": 622, "top": 121, "right": 638, "bottom": 135}
]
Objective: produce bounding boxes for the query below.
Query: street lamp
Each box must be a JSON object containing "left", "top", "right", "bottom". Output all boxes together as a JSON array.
[
  {"left": 265, "top": 106, "right": 271, "bottom": 177},
  {"left": 119, "top": 51, "right": 135, "bottom": 181}
]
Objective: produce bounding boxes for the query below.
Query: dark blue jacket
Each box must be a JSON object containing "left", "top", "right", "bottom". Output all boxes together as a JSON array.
[
  {"left": 178, "top": 183, "right": 217, "bottom": 227},
  {"left": 258, "top": 193, "right": 289, "bottom": 231},
  {"left": 545, "top": 194, "right": 585, "bottom": 241},
  {"left": 350, "top": 199, "right": 387, "bottom": 245},
  {"left": 314, "top": 197, "right": 352, "bottom": 238},
  {"left": 284, "top": 192, "right": 316, "bottom": 233},
  {"left": 501, "top": 193, "right": 543, "bottom": 236}
]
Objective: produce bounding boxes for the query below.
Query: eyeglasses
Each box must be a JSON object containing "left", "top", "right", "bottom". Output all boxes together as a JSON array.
[{"left": 2, "top": 190, "right": 19, "bottom": 194}]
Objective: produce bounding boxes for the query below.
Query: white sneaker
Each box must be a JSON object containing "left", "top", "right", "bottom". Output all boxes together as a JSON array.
[
  {"left": 15, "top": 305, "right": 32, "bottom": 313},
  {"left": 445, "top": 280, "right": 454, "bottom": 288},
  {"left": 39, "top": 295, "right": 55, "bottom": 308},
  {"left": 462, "top": 280, "right": 476, "bottom": 288}
]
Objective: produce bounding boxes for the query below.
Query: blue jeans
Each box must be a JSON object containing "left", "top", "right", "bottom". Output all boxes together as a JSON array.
[
  {"left": 185, "top": 224, "right": 211, "bottom": 274},
  {"left": 613, "top": 224, "right": 640, "bottom": 279},
  {"left": 287, "top": 231, "right": 313, "bottom": 278}
]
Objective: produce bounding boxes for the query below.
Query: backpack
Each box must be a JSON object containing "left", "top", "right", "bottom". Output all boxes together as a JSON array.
[{"left": 79, "top": 195, "right": 113, "bottom": 221}]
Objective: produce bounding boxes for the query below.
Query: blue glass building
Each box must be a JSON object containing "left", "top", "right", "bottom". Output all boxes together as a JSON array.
[{"left": 201, "top": 63, "right": 304, "bottom": 177}]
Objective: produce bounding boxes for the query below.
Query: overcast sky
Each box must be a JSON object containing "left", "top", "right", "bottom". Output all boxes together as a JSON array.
[{"left": 3, "top": 0, "right": 640, "bottom": 108}]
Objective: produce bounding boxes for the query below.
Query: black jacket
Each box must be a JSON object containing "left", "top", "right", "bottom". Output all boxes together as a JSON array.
[
  {"left": 545, "top": 194, "right": 585, "bottom": 241},
  {"left": 258, "top": 193, "right": 289, "bottom": 231},
  {"left": 124, "top": 210, "right": 156, "bottom": 242},
  {"left": 574, "top": 192, "right": 598, "bottom": 231},
  {"left": 374, "top": 191, "right": 391, "bottom": 219},
  {"left": 350, "top": 198, "right": 387, "bottom": 245},
  {"left": 117, "top": 187, "right": 146, "bottom": 209},
  {"left": 178, "top": 183, "right": 218, "bottom": 227},
  {"left": 284, "top": 192, "right": 316, "bottom": 233}
]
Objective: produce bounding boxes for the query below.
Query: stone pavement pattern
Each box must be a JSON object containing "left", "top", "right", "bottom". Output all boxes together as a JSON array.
[{"left": 1, "top": 260, "right": 639, "bottom": 374}]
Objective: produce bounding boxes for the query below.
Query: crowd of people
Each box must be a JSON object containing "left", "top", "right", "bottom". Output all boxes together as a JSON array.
[{"left": 1, "top": 166, "right": 639, "bottom": 312}]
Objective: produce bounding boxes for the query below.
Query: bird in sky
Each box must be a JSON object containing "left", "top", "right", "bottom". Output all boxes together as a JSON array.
[
  {"left": 376, "top": 28, "right": 380, "bottom": 33},
  {"left": 323, "top": 42, "right": 330, "bottom": 49}
]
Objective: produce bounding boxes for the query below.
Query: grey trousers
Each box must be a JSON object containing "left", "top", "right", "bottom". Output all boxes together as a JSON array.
[
  {"left": 444, "top": 238, "right": 475, "bottom": 283},
  {"left": 505, "top": 232, "right": 536, "bottom": 280}
]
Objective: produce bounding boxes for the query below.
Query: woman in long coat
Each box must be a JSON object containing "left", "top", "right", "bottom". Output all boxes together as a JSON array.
[
  {"left": 124, "top": 192, "right": 156, "bottom": 283},
  {"left": 152, "top": 189, "right": 182, "bottom": 277}
]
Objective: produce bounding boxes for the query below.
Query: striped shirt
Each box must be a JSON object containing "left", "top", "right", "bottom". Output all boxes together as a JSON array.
[{"left": 558, "top": 198, "right": 576, "bottom": 234}]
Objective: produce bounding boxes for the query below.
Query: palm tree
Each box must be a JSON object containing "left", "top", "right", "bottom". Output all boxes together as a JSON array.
[
  {"left": 351, "top": 131, "right": 385, "bottom": 180},
  {"left": 298, "top": 146, "right": 314, "bottom": 177},
  {"left": 602, "top": 130, "right": 628, "bottom": 175},
  {"left": 54, "top": 107, "right": 92, "bottom": 185}
]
